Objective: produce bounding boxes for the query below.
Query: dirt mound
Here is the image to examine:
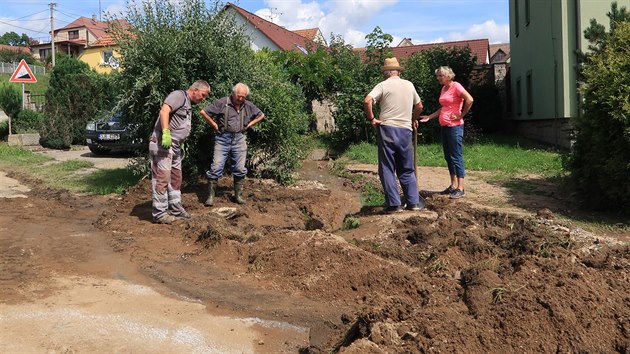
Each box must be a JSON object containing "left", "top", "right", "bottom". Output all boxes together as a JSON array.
[{"left": 93, "top": 162, "right": 630, "bottom": 353}]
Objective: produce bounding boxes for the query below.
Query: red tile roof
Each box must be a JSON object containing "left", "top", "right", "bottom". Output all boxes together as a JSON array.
[
  {"left": 489, "top": 43, "right": 510, "bottom": 63},
  {"left": 225, "top": 2, "right": 320, "bottom": 53},
  {"left": 391, "top": 39, "right": 490, "bottom": 65},
  {"left": 0, "top": 44, "right": 30, "bottom": 54},
  {"left": 55, "top": 16, "right": 130, "bottom": 47},
  {"left": 293, "top": 28, "right": 319, "bottom": 41}
]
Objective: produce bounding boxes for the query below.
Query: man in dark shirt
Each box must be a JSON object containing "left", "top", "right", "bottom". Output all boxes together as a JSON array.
[{"left": 200, "top": 83, "right": 265, "bottom": 206}]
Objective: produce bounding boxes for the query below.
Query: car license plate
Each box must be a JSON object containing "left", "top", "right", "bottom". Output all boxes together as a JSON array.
[{"left": 99, "top": 133, "right": 120, "bottom": 140}]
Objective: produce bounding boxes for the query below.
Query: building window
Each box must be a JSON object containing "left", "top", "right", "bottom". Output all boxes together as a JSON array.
[
  {"left": 516, "top": 77, "right": 522, "bottom": 116},
  {"left": 68, "top": 30, "right": 79, "bottom": 40},
  {"left": 39, "top": 48, "right": 51, "bottom": 59},
  {"left": 514, "top": 0, "right": 520, "bottom": 37},
  {"left": 525, "top": 0, "right": 531, "bottom": 26},
  {"left": 102, "top": 50, "right": 113, "bottom": 64},
  {"left": 526, "top": 71, "right": 533, "bottom": 115}
]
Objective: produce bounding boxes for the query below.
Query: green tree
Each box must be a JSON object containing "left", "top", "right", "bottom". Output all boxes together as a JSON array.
[
  {"left": 0, "top": 49, "right": 39, "bottom": 65},
  {"left": 363, "top": 26, "right": 393, "bottom": 81},
  {"left": 570, "top": 19, "right": 630, "bottom": 213},
  {"left": 40, "top": 55, "right": 113, "bottom": 148},
  {"left": 327, "top": 34, "right": 372, "bottom": 147},
  {"left": 111, "top": 0, "right": 310, "bottom": 182},
  {"left": 0, "top": 83, "right": 22, "bottom": 132},
  {"left": 0, "top": 31, "right": 31, "bottom": 46},
  {"left": 583, "top": 1, "right": 630, "bottom": 54},
  {"left": 270, "top": 45, "right": 337, "bottom": 128},
  {"left": 402, "top": 46, "right": 476, "bottom": 141}
]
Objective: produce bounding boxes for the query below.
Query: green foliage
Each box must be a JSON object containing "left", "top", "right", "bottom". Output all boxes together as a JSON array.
[
  {"left": 0, "top": 120, "right": 7, "bottom": 139},
  {"left": 0, "top": 83, "right": 21, "bottom": 131},
  {"left": 111, "top": 0, "right": 310, "bottom": 183},
  {"left": 13, "top": 109, "right": 43, "bottom": 133},
  {"left": 328, "top": 34, "right": 373, "bottom": 147},
  {"left": 363, "top": 26, "right": 393, "bottom": 79},
  {"left": 0, "top": 31, "right": 31, "bottom": 46},
  {"left": 343, "top": 134, "right": 564, "bottom": 177},
  {"left": 81, "top": 168, "right": 145, "bottom": 195},
  {"left": 270, "top": 46, "right": 337, "bottom": 104},
  {"left": 245, "top": 52, "right": 310, "bottom": 184},
  {"left": 403, "top": 46, "right": 476, "bottom": 142},
  {"left": 40, "top": 54, "right": 114, "bottom": 149},
  {"left": 342, "top": 216, "right": 360, "bottom": 230},
  {"left": 0, "top": 49, "right": 39, "bottom": 65},
  {"left": 0, "top": 143, "right": 51, "bottom": 164},
  {"left": 570, "top": 20, "right": 630, "bottom": 213},
  {"left": 583, "top": 1, "right": 630, "bottom": 54}
]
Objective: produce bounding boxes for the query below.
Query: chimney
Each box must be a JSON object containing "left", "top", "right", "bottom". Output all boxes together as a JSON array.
[{"left": 92, "top": 14, "right": 97, "bottom": 22}]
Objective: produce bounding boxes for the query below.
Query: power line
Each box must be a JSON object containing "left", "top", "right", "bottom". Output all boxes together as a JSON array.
[
  {"left": 12, "top": 9, "right": 50, "bottom": 21},
  {"left": 0, "top": 19, "right": 50, "bottom": 34}
]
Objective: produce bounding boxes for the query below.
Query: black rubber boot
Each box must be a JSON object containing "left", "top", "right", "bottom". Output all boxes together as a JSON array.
[
  {"left": 204, "top": 180, "right": 217, "bottom": 206},
  {"left": 233, "top": 178, "right": 245, "bottom": 205}
]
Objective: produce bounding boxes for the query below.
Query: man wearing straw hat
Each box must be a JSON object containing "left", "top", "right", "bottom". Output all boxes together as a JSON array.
[{"left": 364, "top": 57, "right": 425, "bottom": 213}]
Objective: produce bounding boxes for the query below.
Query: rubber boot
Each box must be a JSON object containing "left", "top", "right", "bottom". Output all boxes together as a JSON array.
[
  {"left": 233, "top": 178, "right": 245, "bottom": 205},
  {"left": 204, "top": 180, "right": 217, "bottom": 206}
]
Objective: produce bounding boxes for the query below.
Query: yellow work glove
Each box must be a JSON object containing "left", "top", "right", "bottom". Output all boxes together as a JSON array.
[{"left": 161, "top": 128, "right": 172, "bottom": 149}]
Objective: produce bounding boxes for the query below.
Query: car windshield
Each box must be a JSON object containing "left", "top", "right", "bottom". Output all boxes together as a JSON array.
[{"left": 106, "top": 113, "right": 122, "bottom": 123}]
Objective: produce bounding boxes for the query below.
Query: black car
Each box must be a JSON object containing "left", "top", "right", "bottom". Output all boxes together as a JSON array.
[{"left": 85, "top": 112, "right": 145, "bottom": 154}]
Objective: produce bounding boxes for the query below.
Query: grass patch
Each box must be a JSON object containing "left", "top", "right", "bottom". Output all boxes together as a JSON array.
[
  {"left": 361, "top": 180, "right": 385, "bottom": 206},
  {"left": 342, "top": 134, "right": 566, "bottom": 177},
  {"left": 87, "top": 168, "right": 145, "bottom": 194},
  {"left": 0, "top": 143, "right": 142, "bottom": 194},
  {"left": 0, "top": 143, "right": 51, "bottom": 164},
  {"left": 342, "top": 216, "right": 360, "bottom": 230}
]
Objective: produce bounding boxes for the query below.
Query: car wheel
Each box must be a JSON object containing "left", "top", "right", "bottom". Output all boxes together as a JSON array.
[{"left": 89, "top": 146, "right": 111, "bottom": 155}]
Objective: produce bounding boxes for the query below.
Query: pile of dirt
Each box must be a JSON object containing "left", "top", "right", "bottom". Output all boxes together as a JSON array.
[{"left": 94, "top": 161, "right": 630, "bottom": 353}]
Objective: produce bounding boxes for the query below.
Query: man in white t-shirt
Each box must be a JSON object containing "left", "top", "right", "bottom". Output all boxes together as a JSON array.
[{"left": 364, "top": 57, "right": 425, "bottom": 213}]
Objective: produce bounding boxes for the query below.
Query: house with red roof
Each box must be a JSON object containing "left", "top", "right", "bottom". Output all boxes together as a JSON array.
[
  {"left": 30, "top": 16, "right": 129, "bottom": 73},
  {"left": 223, "top": 2, "right": 323, "bottom": 53}
]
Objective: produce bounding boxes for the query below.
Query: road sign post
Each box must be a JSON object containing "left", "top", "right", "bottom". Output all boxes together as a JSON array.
[{"left": 8, "top": 59, "right": 38, "bottom": 136}]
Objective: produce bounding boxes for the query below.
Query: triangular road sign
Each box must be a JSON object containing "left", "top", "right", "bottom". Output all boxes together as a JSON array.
[{"left": 9, "top": 59, "right": 37, "bottom": 83}]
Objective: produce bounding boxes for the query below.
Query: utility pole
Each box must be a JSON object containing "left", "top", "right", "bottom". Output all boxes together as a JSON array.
[{"left": 50, "top": 2, "right": 56, "bottom": 67}]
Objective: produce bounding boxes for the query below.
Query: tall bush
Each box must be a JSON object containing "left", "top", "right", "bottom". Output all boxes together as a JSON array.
[
  {"left": 570, "top": 21, "right": 630, "bottom": 213},
  {"left": 40, "top": 55, "right": 113, "bottom": 148},
  {"left": 402, "top": 46, "right": 476, "bottom": 142},
  {"left": 0, "top": 83, "right": 22, "bottom": 131},
  {"left": 14, "top": 109, "right": 43, "bottom": 133},
  {"left": 111, "top": 0, "right": 310, "bottom": 183}
]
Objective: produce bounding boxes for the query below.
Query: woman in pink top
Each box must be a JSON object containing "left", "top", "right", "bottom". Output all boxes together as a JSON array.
[{"left": 420, "top": 66, "right": 474, "bottom": 199}]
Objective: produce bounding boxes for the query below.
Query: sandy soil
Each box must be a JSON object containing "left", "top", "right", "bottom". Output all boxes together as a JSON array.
[{"left": 1, "top": 149, "right": 629, "bottom": 353}]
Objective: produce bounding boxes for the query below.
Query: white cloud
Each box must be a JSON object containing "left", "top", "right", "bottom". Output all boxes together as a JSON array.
[
  {"left": 447, "top": 20, "right": 509, "bottom": 44},
  {"left": 255, "top": 0, "right": 324, "bottom": 30},
  {"left": 257, "top": 0, "right": 397, "bottom": 47}
]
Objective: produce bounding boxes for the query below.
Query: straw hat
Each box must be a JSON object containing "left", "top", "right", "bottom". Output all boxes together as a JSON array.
[{"left": 381, "top": 57, "right": 404, "bottom": 72}]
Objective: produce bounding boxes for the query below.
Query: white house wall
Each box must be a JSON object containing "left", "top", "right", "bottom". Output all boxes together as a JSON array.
[{"left": 226, "top": 7, "right": 280, "bottom": 52}]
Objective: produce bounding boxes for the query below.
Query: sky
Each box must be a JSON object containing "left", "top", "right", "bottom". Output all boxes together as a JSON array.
[{"left": 0, "top": 0, "right": 509, "bottom": 47}]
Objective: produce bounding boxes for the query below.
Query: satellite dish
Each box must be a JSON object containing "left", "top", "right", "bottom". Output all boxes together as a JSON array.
[{"left": 108, "top": 56, "right": 120, "bottom": 70}]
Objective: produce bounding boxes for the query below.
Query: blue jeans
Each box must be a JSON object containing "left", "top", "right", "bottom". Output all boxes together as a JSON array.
[
  {"left": 206, "top": 132, "right": 248, "bottom": 180},
  {"left": 376, "top": 125, "right": 419, "bottom": 207},
  {"left": 441, "top": 125, "right": 466, "bottom": 178}
]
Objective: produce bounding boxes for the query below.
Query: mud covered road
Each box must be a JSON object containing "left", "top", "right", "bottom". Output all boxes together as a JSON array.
[{"left": 1, "top": 149, "right": 629, "bottom": 353}]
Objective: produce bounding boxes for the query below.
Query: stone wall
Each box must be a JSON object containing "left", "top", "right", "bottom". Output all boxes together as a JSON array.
[{"left": 313, "top": 99, "right": 336, "bottom": 133}]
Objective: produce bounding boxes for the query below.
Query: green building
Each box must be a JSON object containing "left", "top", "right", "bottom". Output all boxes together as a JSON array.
[{"left": 508, "top": 0, "right": 629, "bottom": 148}]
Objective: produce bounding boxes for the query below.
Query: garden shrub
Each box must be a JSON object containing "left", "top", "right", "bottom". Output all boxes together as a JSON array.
[
  {"left": 112, "top": 0, "right": 310, "bottom": 183},
  {"left": 40, "top": 54, "right": 113, "bottom": 149},
  {"left": 0, "top": 83, "right": 22, "bottom": 130},
  {"left": 13, "top": 109, "right": 43, "bottom": 133},
  {"left": 570, "top": 21, "right": 630, "bottom": 213}
]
